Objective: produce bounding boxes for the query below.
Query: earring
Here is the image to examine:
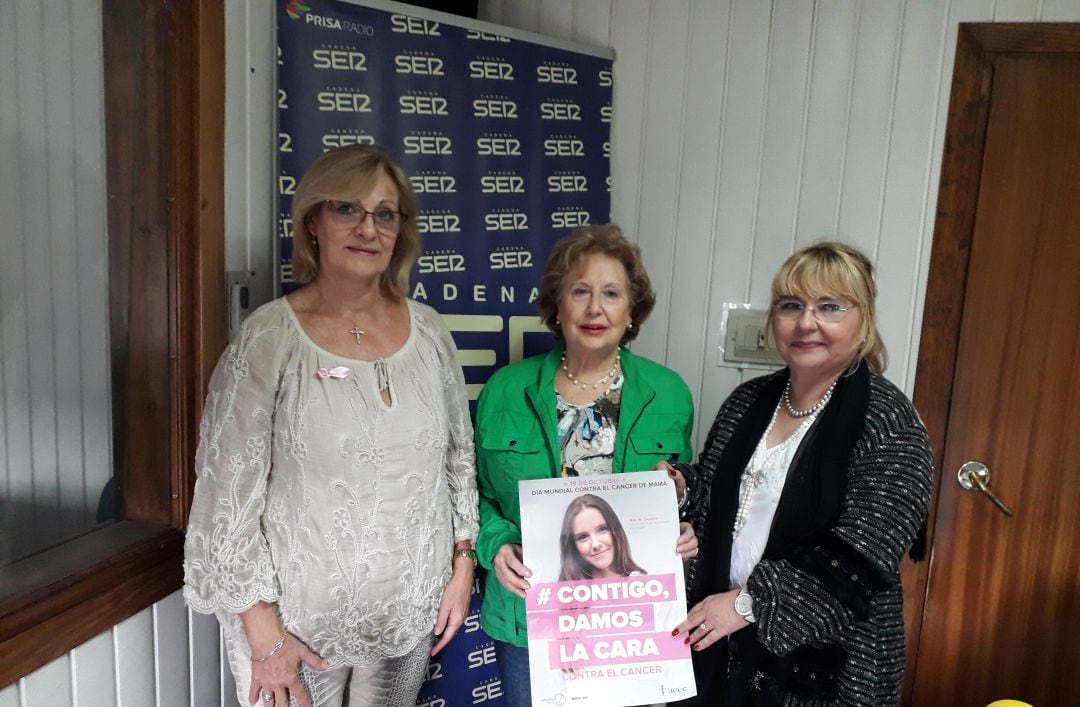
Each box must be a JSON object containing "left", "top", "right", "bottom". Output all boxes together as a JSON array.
[
  {"left": 627, "top": 321, "right": 633, "bottom": 330},
  {"left": 556, "top": 319, "right": 561, "bottom": 326}
]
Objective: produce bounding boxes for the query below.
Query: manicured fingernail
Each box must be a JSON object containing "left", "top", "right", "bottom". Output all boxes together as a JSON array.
[
  {"left": 684, "top": 636, "right": 690, "bottom": 645},
  {"left": 668, "top": 469, "right": 677, "bottom": 477},
  {"left": 670, "top": 628, "right": 679, "bottom": 636}
]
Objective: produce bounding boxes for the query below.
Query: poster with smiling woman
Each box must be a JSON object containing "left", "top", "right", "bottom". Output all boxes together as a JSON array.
[{"left": 519, "top": 471, "right": 697, "bottom": 705}]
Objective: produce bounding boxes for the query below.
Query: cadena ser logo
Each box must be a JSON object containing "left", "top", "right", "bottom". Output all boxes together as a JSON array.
[
  {"left": 536, "top": 63, "right": 578, "bottom": 85},
  {"left": 484, "top": 208, "right": 529, "bottom": 231},
  {"left": 316, "top": 87, "right": 371, "bottom": 113},
  {"left": 285, "top": 1, "right": 310, "bottom": 20},
  {"left": 391, "top": 14, "right": 441, "bottom": 35},
  {"left": 544, "top": 135, "right": 585, "bottom": 157},
  {"left": 473, "top": 95, "right": 518, "bottom": 119},
  {"left": 550, "top": 206, "right": 591, "bottom": 229},
  {"left": 476, "top": 133, "right": 521, "bottom": 157},
  {"left": 480, "top": 171, "right": 525, "bottom": 194},
  {"left": 540, "top": 98, "right": 582, "bottom": 121},
  {"left": 466, "top": 28, "right": 510, "bottom": 42},
  {"left": 395, "top": 51, "right": 444, "bottom": 76},
  {"left": 404, "top": 131, "right": 453, "bottom": 155},
  {"left": 469, "top": 57, "right": 514, "bottom": 80},
  {"left": 321, "top": 129, "right": 375, "bottom": 150},
  {"left": 416, "top": 210, "right": 461, "bottom": 234},
  {"left": 547, "top": 171, "right": 588, "bottom": 193},
  {"left": 399, "top": 91, "right": 449, "bottom": 116},
  {"left": 467, "top": 643, "right": 498, "bottom": 669},
  {"left": 311, "top": 47, "right": 366, "bottom": 71},
  {"left": 410, "top": 170, "right": 457, "bottom": 194},
  {"left": 600, "top": 105, "right": 613, "bottom": 123},
  {"left": 489, "top": 247, "right": 534, "bottom": 270},
  {"left": 599, "top": 68, "right": 613, "bottom": 87},
  {"left": 471, "top": 678, "right": 504, "bottom": 704},
  {"left": 417, "top": 249, "right": 466, "bottom": 273}
]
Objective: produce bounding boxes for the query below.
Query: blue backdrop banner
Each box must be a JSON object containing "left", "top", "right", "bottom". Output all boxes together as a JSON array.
[{"left": 276, "top": 1, "right": 613, "bottom": 705}]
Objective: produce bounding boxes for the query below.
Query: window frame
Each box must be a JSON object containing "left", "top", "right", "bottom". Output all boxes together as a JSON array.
[{"left": 0, "top": 0, "right": 224, "bottom": 686}]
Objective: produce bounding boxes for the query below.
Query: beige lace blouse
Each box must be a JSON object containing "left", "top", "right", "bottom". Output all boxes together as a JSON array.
[{"left": 183, "top": 298, "right": 479, "bottom": 667}]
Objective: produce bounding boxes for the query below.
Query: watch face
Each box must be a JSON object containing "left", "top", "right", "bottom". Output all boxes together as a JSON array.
[{"left": 735, "top": 592, "right": 752, "bottom": 615}]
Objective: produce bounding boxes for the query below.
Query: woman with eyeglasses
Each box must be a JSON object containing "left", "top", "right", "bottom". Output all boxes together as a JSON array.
[
  {"left": 184, "top": 145, "right": 478, "bottom": 707},
  {"left": 473, "top": 224, "right": 698, "bottom": 706},
  {"left": 668, "top": 242, "right": 933, "bottom": 706}
]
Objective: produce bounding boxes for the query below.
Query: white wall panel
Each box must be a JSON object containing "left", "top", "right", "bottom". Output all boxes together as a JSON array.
[
  {"left": 72, "top": 630, "right": 117, "bottom": 707},
  {"left": 189, "top": 609, "right": 223, "bottom": 707},
  {"left": 153, "top": 592, "right": 191, "bottom": 707},
  {"left": 0, "top": 684, "right": 16, "bottom": 707},
  {"left": 663, "top": 0, "right": 733, "bottom": 418},
  {"left": 629, "top": 0, "right": 693, "bottom": 367},
  {"left": 571, "top": 0, "right": 613, "bottom": 46},
  {"left": 993, "top": 0, "right": 1043, "bottom": 20},
  {"left": 608, "top": 0, "right": 651, "bottom": 238},
  {"left": 114, "top": 608, "right": 156, "bottom": 707},
  {"left": 537, "top": 0, "right": 573, "bottom": 39},
  {"left": 21, "top": 653, "right": 71, "bottom": 706}
]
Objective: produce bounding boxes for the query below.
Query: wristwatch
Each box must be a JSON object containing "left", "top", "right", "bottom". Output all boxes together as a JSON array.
[
  {"left": 734, "top": 588, "right": 757, "bottom": 623},
  {"left": 453, "top": 548, "right": 478, "bottom": 566}
]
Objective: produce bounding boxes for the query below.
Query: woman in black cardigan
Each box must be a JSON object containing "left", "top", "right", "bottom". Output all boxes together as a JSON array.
[{"left": 668, "top": 242, "right": 933, "bottom": 705}]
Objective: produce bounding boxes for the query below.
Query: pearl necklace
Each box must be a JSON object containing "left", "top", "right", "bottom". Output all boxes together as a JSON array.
[
  {"left": 560, "top": 353, "right": 621, "bottom": 390},
  {"left": 732, "top": 399, "right": 824, "bottom": 536},
  {"left": 782, "top": 378, "right": 837, "bottom": 417}
]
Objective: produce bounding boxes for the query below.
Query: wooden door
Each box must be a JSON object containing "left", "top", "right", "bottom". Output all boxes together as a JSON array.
[{"left": 907, "top": 25, "right": 1080, "bottom": 707}]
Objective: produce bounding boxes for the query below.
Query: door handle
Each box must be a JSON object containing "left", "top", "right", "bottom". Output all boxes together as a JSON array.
[{"left": 957, "top": 460, "right": 1014, "bottom": 516}]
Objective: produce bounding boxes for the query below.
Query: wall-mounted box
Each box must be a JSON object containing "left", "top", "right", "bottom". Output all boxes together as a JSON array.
[{"left": 721, "top": 308, "right": 784, "bottom": 366}]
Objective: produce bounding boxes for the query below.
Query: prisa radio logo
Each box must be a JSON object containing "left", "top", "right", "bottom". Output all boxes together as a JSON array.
[
  {"left": 288, "top": 4, "right": 374, "bottom": 35},
  {"left": 311, "top": 48, "right": 366, "bottom": 71},
  {"left": 404, "top": 132, "right": 453, "bottom": 155}
]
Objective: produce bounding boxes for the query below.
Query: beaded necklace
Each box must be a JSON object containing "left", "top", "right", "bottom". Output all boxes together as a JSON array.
[{"left": 732, "top": 381, "right": 836, "bottom": 535}]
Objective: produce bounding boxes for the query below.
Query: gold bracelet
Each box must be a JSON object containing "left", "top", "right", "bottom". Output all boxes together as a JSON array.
[
  {"left": 453, "top": 548, "right": 477, "bottom": 566},
  {"left": 250, "top": 631, "right": 288, "bottom": 662}
]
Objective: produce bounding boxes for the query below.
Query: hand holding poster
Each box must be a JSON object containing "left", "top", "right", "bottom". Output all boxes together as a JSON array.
[{"left": 519, "top": 472, "right": 697, "bottom": 705}]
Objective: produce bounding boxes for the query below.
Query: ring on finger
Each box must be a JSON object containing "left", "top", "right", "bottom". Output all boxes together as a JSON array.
[
  {"left": 262, "top": 692, "right": 273, "bottom": 703},
  {"left": 698, "top": 621, "right": 709, "bottom": 633}
]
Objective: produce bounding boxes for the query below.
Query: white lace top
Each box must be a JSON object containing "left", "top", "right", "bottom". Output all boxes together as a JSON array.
[{"left": 183, "top": 298, "right": 479, "bottom": 667}]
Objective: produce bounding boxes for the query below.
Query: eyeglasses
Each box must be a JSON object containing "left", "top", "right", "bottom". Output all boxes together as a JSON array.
[
  {"left": 772, "top": 298, "right": 856, "bottom": 323},
  {"left": 324, "top": 200, "right": 406, "bottom": 235}
]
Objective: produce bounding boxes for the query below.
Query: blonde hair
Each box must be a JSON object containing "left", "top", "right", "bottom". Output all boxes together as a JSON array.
[
  {"left": 768, "top": 241, "right": 888, "bottom": 373},
  {"left": 290, "top": 145, "right": 420, "bottom": 299}
]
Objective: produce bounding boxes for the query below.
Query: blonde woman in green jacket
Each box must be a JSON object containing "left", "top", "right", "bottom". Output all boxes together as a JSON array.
[{"left": 474, "top": 225, "right": 698, "bottom": 706}]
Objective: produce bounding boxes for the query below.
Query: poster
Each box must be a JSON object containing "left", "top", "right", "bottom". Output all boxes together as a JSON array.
[{"left": 519, "top": 472, "right": 697, "bottom": 706}]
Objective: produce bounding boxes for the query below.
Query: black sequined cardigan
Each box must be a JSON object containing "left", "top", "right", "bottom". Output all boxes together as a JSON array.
[{"left": 678, "top": 362, "right": 933, "bottom": 706}]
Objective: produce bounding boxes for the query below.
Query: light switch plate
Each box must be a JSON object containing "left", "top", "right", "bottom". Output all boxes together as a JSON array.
[{"left": 722, "top": 309, "right": 784, "bottom": 366}]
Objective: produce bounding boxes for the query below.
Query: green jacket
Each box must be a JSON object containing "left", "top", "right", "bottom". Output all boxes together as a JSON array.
[{"left": 474, "top": 346, "right": 694, "bottom": 646}]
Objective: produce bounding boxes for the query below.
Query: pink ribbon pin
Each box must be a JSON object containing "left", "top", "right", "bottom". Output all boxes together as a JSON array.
[{"left": 316, "top": 366, "right": 351, "bottom": 380}]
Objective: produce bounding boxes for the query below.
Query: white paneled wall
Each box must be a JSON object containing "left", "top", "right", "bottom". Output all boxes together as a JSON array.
[
  {"left": 9, "top": 1, "right": 1080, "bottom": 704},
  {"left": 0, "top": 0, "right": 112, "bottom": 564},
  {"left": 0, "top": 590, "right": 230, "bottom": 706}
]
